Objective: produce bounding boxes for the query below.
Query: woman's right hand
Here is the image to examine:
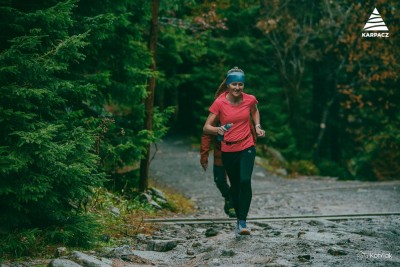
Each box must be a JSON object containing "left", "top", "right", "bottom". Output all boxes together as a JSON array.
[
  {"left": 218, "top": 124, "right": 233, "bottom": 135},
  {"left": 217, "top": 126, "right": 226, "bottom": 135}
]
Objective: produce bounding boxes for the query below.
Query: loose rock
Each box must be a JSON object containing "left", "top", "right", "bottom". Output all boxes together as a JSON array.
[
  {"left": 147, "top": 240, "right": 177, "bottom": 252},
  {"left": 49, "top": 259, "right": 83, "bottom": 267},
  {"left": 298, "top": 254, "right": 311, "bottom": 261},
  {"left": 328, "top": 248, "right": 348, "bottom": 256},
  {"left": 71, "top": 251, "right": 111, "bottom": 267},
  {"left": 205, "top": 228, "right": 219, "bottom": 237},
  {"left": 221, "top": 249, "right": 235, "bottom": 257}
]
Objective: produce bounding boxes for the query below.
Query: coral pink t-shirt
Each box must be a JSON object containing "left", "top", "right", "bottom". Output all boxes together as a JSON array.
[{"left": 209, "top": 92, "right": 258, "bottom": 152}]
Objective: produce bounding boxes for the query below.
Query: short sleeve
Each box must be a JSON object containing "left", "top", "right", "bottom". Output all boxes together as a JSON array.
[
  {"left": 209, "top": 99, "right": 220, "bottom": 116},
  {"left": 250, "top": 95, "right": 258, "bottom": 106}
]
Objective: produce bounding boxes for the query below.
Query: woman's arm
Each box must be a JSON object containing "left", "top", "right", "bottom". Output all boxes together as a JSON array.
[
  {"left": 203, "top": 112, "right": 226, "bottom": 135},
  {"left": 251, "top": 105, "right": 260, "bottom": 126},
  {"left": 251, "top": 105, "right": 265, "bottom": 137}
]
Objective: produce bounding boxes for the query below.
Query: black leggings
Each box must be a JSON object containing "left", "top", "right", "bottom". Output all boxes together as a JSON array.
[
  {"left": 222, "top": 146, "right": 256, "bottom": 220},
  {"left": 213, "top": 165, "right": 230, "bottom": 200}
]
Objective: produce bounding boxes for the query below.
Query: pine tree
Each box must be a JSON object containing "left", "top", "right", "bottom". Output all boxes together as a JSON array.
[
  {"left": 0, "top": 0, "right": 104, "bottom": 229},
  {"left": 72, "top": 0, "right": 174, "bottom": 191}
]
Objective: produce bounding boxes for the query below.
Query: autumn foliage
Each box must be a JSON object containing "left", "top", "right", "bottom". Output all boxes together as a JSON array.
[{"left": 256, "top": 0, "right": 399, "bottom": 179}]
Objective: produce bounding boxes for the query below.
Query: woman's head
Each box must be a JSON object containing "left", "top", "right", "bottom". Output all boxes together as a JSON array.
[
  {"left": 226, "top": 66, "right": 245, "bottom": 85},
  {"left": 226, "top": 67, "right": 245, "bottom": 97},
  {"left": 215, "top": 66, "right": 245, "bottom": 99}
]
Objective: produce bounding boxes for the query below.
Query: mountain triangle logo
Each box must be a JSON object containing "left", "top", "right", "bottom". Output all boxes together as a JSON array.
[{"left": 362, "top": 8, "right": 389, "bottom": 38}]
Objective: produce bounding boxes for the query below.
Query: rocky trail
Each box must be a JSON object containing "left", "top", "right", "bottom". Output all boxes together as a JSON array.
[
  {"left": 141, "top": 135, "right": 400, "bottom": 267},
  {"left": 6, "top": 135, "right": 400, "bottom": 267}
]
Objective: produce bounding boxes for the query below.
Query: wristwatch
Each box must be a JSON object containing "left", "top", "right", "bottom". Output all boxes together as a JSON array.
[{"left": 255, "top": 124, "right": 262, "bottom": 129}]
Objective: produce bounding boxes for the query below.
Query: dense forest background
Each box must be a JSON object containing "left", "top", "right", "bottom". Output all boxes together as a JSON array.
[{"left": 0, "top": 0, "right": 399, "bottom": 252}]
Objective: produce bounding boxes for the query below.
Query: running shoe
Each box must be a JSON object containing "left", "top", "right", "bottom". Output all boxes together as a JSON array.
[
  {"left": 238, "top": 220, "right": 250, "bottom": 235},
  {"left": 224, "top": 199, "right": 236, "bottom": 218}
]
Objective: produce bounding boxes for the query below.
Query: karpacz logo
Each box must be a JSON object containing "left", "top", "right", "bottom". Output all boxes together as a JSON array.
[
  {"left": 362, "top": 8, "right": 389, "bottom": 38},
  {"left": 362, "top": 32, "right": 389, "bottom": 38}
]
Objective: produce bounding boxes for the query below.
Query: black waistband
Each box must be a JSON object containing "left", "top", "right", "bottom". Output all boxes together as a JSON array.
[{"left": 224, "top": 133, "right": 250, "bottom": 146}]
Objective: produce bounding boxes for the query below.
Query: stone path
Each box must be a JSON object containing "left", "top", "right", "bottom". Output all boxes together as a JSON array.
[
  {"left": 150, "top": 135, "right": 400, "bottom": 219},
  {"left": 144, "top": 134, "right": 400, "bottom": 266},
  {"left": 6, "top": 135, "right": 399, "bottom": 267}
]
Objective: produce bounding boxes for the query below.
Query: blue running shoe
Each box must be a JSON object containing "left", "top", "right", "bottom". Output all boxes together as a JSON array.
[{"left": 238, "top": 220, "right": 250, "bottom": 235}]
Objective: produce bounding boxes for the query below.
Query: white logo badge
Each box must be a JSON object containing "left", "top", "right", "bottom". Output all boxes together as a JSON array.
[{"left": 362, "top": 8, "right": 389, "bottom": 38}]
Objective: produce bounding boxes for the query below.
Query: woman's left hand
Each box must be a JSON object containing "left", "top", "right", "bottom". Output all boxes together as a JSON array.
[{"left": 256, "top": 127, "right": 265, "bottom": 137}]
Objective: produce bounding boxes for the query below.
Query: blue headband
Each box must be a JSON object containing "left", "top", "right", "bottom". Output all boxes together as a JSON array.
[{"left": 226, "top": 71, "right": 245, "bottom": 85}]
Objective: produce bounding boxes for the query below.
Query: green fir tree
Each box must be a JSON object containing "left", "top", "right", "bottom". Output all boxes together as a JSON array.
[{"left": 0, "top": 0, "right": 104, "bottom": 230}]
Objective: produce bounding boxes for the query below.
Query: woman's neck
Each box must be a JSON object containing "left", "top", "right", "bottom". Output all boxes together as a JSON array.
[{"left": 226, "top": 92, "right": 242, "bottom": 105}]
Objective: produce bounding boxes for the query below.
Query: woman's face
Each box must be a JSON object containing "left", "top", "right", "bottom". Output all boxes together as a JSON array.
[{"left": 228, "top": 82, "right": 244, "bottom": 97}]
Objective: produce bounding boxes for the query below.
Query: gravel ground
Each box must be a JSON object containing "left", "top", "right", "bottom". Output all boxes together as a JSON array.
[
  {"left": 4, "top": 135, "right": 399, "bottom": 267},
  {"left": 145, "top": 135, "right": 400, "bottom": 267}
]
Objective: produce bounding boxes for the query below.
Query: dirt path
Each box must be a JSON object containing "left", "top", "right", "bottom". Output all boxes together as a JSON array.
[
  {"left": 6, "top": 135, "right": 399, "bottom": 267},
  {"left": 141, "top": 135, "right": 400, "bottom": 266}
]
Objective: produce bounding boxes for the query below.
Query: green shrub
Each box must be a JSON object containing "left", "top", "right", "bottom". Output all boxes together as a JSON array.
[
  {"left": 0, "top": 228, "right": 44, "bottom": 258},
  {"left": 317, "top": 160, "right": 350, "bottom": 180},
  {"left": 0, "top": 214, "right": 101, "bottom": 259},
  {"left": 289, "top": 160, "right": 320, "bottom": 177},
  {"left": 45, "top": 215, "right": 101, "bottom": 248}
]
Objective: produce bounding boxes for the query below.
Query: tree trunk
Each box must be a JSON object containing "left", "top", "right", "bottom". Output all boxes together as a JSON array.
[
  {"left": 139, "top": 0, "right": 160, "bottom": 192},
  {"left": 311, "top": 60, "right": 338, "bottom": 163}
]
